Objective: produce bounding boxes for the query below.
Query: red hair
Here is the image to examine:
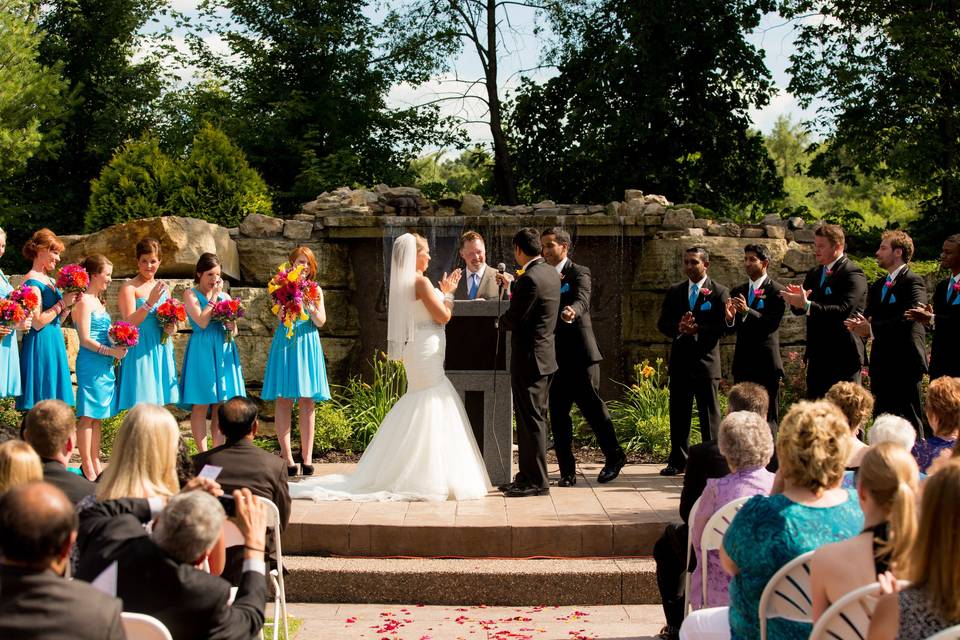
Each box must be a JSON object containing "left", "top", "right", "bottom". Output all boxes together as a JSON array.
[
  {"left": 22, "top": 228, "right": 65, "bottom": 261},
  {"left": 288, "top": 246, "right": 318, "bottom": 280}
]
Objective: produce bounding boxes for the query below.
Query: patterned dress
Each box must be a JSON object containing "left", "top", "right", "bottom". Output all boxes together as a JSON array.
[
  {"left": 911, "top": 435, "right": 957, "bottom": 474},
  {"left": 895, "top": 587, "right": 958, "bottom": 640}
]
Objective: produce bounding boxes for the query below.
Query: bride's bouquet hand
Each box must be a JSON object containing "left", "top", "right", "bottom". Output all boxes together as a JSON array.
[{"left": 439, "top": 268, "right": 461, "bottom": 294}]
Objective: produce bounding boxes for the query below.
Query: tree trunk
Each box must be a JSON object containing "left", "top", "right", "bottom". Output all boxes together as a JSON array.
[{"left": 485, "top": 0, "right": 519, "bottom": 205}]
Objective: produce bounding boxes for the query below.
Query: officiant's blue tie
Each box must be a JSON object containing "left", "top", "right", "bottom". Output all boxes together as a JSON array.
[
  {"left": 688, "top": 284, "right": 699, "bottom": 310},
  {"left": 468, "top": 273, "right": 479, "bottom": 299}
]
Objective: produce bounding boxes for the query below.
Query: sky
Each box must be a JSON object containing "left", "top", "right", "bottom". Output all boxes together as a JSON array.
[{"left": 162, "top": 2, "right": 820, "bottom": 146}]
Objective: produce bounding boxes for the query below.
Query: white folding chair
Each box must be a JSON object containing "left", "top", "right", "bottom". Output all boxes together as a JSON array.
[
  {"left": 927, "top": 625, "right": 960, "bottom": 640},
  {"left": 810, "top": 580, "right": 910, "bottom": 640},
  {"left": 698, "top": 496, "right": 752, "bottom": 608},
  {"left": 121, "top": 612, "right": 173, "bottom": 640},
  {"left": 682, "top": 496, "right": 702, "bottom": 618},
  {"left": 758, "top": 550, "right": 815, "bottom": 640},
  {"left": 258, "top": 497, "right": 288, "bottom": 640}
]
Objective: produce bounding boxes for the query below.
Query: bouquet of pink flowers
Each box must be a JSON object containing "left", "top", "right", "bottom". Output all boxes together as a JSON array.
[
  {"left": 108, "top": 321, "right": 140, "bottom": 366},
  {"left": 155, "top": 298, "right": 186, "bottom": 344},
  {"left": 0, "top": 299, "right": 27, "bottom": 329},
  {"left": 212, "top": 298, "right": 244, "bottom": 343},
  {"left": 9, "top": 284, "right": 40, "bottom": 314},
  {"left": 267, "top": 263, "right": 320, "bottom": 338},
  {"left": 55, "top": 264, "right": 89, "bottom": 294}
]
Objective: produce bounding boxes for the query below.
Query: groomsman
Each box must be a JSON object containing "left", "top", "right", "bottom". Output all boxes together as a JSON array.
[
  {"left": 657, "top": 247, "right": 729, "bottom": 476},
  {"left": 539, "top": 227, "right": 626, "bottom": 486},
  {"left": 781, "top": 224, "right": 867, "bottom": 399},
  {"left": 907, "top": 233, "right": 960, "bottom": 380},
  {"left": 846, "top": 231, "right": 927, "bottom": 432},
  {"left": 724, "top": 244, "right": 786, "bottom": 428},
  {"left": 454, "top": 230, "right": 504, "bottom": 300}
]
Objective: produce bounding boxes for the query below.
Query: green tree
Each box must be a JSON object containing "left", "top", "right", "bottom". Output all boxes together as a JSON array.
[
  {"left": 410, "top": 147, "right": 494, "bottom": 200},
  {"left": 86, "top": 135, "right": 177, "bottom": 232},
  {"left": 171, "top": 124, "right": 272, "bottom": 228},
  {"left": 765, "top": 115, "right": 810, "bottom": 179},
  {"left": 782, "top": 0, "right": 960, "bottom": 256},
  {"left": 0, "top": 1, "right": 66, "bottom": 179},
  {"left": 505, "top": 0, "right": 784, "bottom": 216}
]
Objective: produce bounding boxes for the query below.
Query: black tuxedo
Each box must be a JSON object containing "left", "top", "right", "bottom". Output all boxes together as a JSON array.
[
  {"left": 0, "top": 565, "right": 124, "bottom": 640},
  {"left": 929, "top": 275, "right": 960, "bottom": 379},
  {"left": 193, "top": 438, "right": 291, "bottom": 584},
  {"left": 548, "top": 259, "right": 622, "bottom": 477},
  {"left": 792, "top": 256, "right": 867, "bottom": 399},
  {"left": 657, "top": 277, "right": 730, "bottom": 469},
  {"left": 76, "top": 498, "right": 267, "bottom": 640},
  {"left": 726, "top": 276, "right": 786, "bottom": 426},
  {"left": 41, "top": 459, "right": 95, "bottom": 505},
  {"left": 501, "top": 257, "right": 561, "bottom": 490},
  {"left": 864, "top": 266, "right": 927, "bottom": 431}
]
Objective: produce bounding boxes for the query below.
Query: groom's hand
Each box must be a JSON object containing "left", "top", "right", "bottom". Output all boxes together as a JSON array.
[{"left": 496, "top": 272, "right": 514, "bottom": 288}]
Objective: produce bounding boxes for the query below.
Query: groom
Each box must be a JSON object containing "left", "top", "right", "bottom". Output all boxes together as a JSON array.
[{"left": 496, "top": 228, "right": 561, "bottom": 497}]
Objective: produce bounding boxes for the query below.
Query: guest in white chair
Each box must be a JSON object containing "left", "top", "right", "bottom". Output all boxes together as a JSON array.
[
  {"left": 811, "top": 443, "right": 919, "bottom": 621},
  {"left": 825, "top": 381, "right": 875, "bottom": 469}
]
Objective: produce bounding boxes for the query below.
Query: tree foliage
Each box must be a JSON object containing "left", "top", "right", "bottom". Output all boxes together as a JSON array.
[
  {"left": 410, "top": 147, "right": 494, "bottom": 200},
  {"left": 505, "top": 0, "right": 784, "bottom": 217}
]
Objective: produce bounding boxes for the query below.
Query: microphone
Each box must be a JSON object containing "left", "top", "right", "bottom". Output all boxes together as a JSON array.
[{"left": 496, "top": 262, "right": 506, "bottom": 292}]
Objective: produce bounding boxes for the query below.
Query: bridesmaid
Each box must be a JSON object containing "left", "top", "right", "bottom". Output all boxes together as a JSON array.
[
  {"left": 16, "top": 229, "right": 76, "bottom": 410},
  {"left": 115, "top": 238, "right": 179, "bottom": 410},
  {"left": 179, "top": 253, "right": 245, "bottom": 452},
  {"left": 262, "top": 246, "right": 331, "bottom": 476},
  {"left": 0, "top": 226, "right": 30, "bottom": 399},
  {"left": 72, "top": 254, "right": 127, "bottom": 480}
]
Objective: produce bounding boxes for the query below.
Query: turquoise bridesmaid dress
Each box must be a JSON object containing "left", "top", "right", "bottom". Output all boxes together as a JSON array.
[
  {"left": 115, "top": 293, "right": 180, "bottom": 410},
  {"left": 75, "top": 310, "right": 118, "bottom": 419},
  {"left": 16, "top": 279, "right": 74, "bottom": 409},
  {"left": 0, "top": 270, "right": 21, "bottom": 399},
  {"left": 261, "top": 317, "right": 331, "bottom": 401},
  {"left": 178, "top": 289, "right": 246, "bottom": 405}
]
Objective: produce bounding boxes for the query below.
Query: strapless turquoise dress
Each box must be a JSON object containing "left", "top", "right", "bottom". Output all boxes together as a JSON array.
[
  {"left": 115, "top": 294, "right": 180, "bottom": 409},
  {"left": 261, "top": 318, "right": 331, "bottom": 401},
  {"left": 0, "top": 271, "right": 21, "bottom": 399},
  {"left": 75, "top": 310, "right": 119, "bottom": 419},
  {"left": 178, "top": 289, "right": 246, "bottom": 405},
  {"left": 17, "top": 279, "right": 74, "bottom": 409}
]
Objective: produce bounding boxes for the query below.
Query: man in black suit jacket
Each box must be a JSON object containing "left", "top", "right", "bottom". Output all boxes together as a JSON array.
[
  {"left": 76, "top": 482, "right": 268, "bottom": 640},
  {"left": 657, "top": 247, "right": 730, "bottom": 476},
  {"left": 782, "top": 224, "right": 867, "bottom": 399},
  {"left": 540, "top": 228, "right": 626, "bottom": 486},
  {"left": 846, "top": 231, "right": 927, "bottom": 432},
  {"left": 496, "top": 228, "right": 561, "bottom": 497},
  {"left": 907, "top": 233, "right": 960, "bottom": 380},
  {"left": 23, "top": 399, "right": 95, "bottom": 504},
  {"left": 724, "top": 243, "right": 786, "bottom": 428},
  {"left": 0, "top": 482, "right": 124, "bottom": 640},
  {"left": 194, "top": 396, "right": 291, "bottom": 584}
]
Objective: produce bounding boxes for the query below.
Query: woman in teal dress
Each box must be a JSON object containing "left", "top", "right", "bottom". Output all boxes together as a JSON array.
[
  {"left": 115, "top": 237, "right": 180, "bottom": 410},
  {"left": 16, "top": 229, "right": 77, "bottom": 410},
  {"left": 0, "top": 226, "right": 28, "bottom": 399},
  {"left": 262, "top": 246, "right": 331, "bottom": 476},
  {"left": 72, "top": 255, "right": 128, "bottom": 480},
  {"left": 179, "top": 252, "right": 245, "bottom": 452}
]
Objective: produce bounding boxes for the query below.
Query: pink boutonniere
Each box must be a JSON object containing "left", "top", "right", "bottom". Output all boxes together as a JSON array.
[
  {"left": 754, "top": 288, "right": 765, "bottom": 299},
  {"left": 700, "top": 288, "right": 712, "bottom": 297},
  {"left": 883, "top": 280, "right": 892, "bottom": 288},
  {"left": 825, "top": 269, "right": 834, "bottom": 278},
  {"left": 953, "top": 282, "right": 960, "bottom": 292}
]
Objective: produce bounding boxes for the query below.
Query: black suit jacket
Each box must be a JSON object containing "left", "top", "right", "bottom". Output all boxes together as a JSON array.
[
  {"left": 501, "top": 257, "right": 561, "bottom": 379},
  {"left": 554, "top": 260, "right": 603, "bottom": 367},
  {"left": 792, "top": 256, "right": 868, "bottom": 373},
  {"left": 865, "top": 267, "right": 927, "bottom": 376},
  {"left": 41, "top": 459, "right": 95, "bottom": 506},
  {"left": 76, "top": 498, "right": 267, "bottom": 640},
  {"left": 678, "top": 441, "right": 730, "bottom": 524},
  {"left": 727, "top": 277, "right": 786, "bottom": 380},
  {"left": 657, "top": 277, "right": 730, "bottom": 380},
  {"left": 0, "top": 565, "right": 124, "bottom": 640},
  {"left": 930, "top": 276, "right": 960, "bottom": 379}
]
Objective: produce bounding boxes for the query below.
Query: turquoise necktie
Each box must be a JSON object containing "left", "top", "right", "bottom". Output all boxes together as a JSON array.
[
  {"left": 468, "top": 273, "right": 479, "bottom": 299},
  {"left": 688, "top": 284, "right": 699, "bottom": 310}
]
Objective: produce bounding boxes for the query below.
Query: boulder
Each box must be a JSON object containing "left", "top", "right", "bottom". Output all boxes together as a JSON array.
[
  {"left": 782, "top": 243, "right": 818, "bottom": 274},
  {"left": 236, "top": 238, "right": 353, "bottom": 287},
  {"left": 459, "top": 194, "right": 485, "bottom": 216},
  {"left": 692, "top": 218, "right": 711, "bottom": 230},
  {"left": 644, "top": 194, "right": 672, "bottom": 207},
  {"left": 623, "top": 199, "right": 646, "bottom": 216},
  {"left": 605, "top": 202, "right": 623, "bottom": 216},
  {"left": 793, "top": 228, "right": 816, "bottom": 243},
  {"left": 283, "top": 220, "right": 314, "bottom": 240},
  {"left": 787, "top": 216, "right": 805, "bottom": 230},
  {"left": 624, "top": 189, "right": 644, "bottom": 201},
  {"left": 378, "top": 185, "right": 422, "bottom": 199},
  {"left": 533, "top": 200, "right": 556, "bottom": 209},
  {"left": 239, "top": 213, "right": 284, "bottom": 238},
  {"left": 61, "top": 216, "right": 240, "bottom": 281},
  {"left": 643, "top": 202, "right": 666, "bottom": 217},
  {"left": 740, "top": 227, "right": 766, "bottom": 238},
  {"left": 687, "top": 228, "right": 705, "bottom": 237},
  {"left": 762, "top": 213, "right": 783, "bottom": 225},
  {"left": 662, "top": 208, "right": 695, "bottom": 229},
  {"left": 707, "top": 223, "right": 741, "bottom": 238},
  {"left": 764, "top": 225, "right": 786, "bottom": 239}
]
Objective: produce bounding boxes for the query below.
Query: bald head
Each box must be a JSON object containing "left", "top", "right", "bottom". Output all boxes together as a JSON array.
[
  {"left": 0, "top": 481, "right": 77, "bottom": 569},
  {"left": 217, "top": 396, "right": 259, "bottom": 441}
]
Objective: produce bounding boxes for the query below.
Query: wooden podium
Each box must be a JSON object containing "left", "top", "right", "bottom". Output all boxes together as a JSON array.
[{"left": 444, "top": 299, "right": 513, "bottom": 485}]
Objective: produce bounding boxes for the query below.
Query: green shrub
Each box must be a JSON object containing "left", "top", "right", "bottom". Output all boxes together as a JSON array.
[
  {"left": 328, "top": 353, "right": 407, "bottom": 451},
  {"left": 313, "top": 402, "right": 353, "bottom": 452},
  {"left": 99, "top": 410, "right": 127, "bottom": 459},
  {"left": 0, "top": 397, "right": 22, "bottom": 441}
]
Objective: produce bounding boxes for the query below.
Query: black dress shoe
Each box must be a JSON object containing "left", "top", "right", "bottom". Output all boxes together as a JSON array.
[
  {"left": 504, "top": 484, "right": 550, "bottom": 497},
  {"left": 557, "top": 474, "right": 577, "bottom": 487},
  {"left": 659, "top": 465, "right": 683, "bottom": 477},
  {"left": 597, "top": 451, "right": 627, "bottom": 483}
]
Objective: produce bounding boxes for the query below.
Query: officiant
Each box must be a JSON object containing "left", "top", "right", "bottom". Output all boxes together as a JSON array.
[{"left": 454, "top": 230, "right": 507, "bottom": 300}]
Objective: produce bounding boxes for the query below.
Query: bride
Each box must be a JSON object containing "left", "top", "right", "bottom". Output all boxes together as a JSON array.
[{"left": 289, "top": 233, "right": 492, "bottom": 501}]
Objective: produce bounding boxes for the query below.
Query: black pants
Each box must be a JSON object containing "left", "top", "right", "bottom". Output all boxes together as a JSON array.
[
  {"left": 549, "top": 362, "right": 623, "bottom": 477},
  {"left": 871, "top": 368, "right": 925, "bottom": 438},
  {"left": 654, "top": 522, "right": 692, "bottom": 629},
  {"left": 806, "top": 358, "right": 861, "bottom": 400},
  {"left": 513, "top": 371, "right": 553, "bottom": 490},
  {"left": 668, "top": 376, "right": 721, "bottom": 470}
]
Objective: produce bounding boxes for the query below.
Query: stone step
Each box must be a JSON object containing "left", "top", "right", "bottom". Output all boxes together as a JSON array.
[{"left": 282, "top": 556, "right": 659, "bottom": 606}]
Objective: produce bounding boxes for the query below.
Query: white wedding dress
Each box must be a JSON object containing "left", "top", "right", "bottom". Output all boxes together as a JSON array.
[{"left": 289, "top": 288, "right": 492, "bottom": 502}]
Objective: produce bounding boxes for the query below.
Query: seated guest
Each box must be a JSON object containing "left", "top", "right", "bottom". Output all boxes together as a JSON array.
[
  {"left": 868, "top": 460, "right": 960, "bottom": 640},
  {"left": 680, "top": 400, "right": 863, "bottom": 640},
  {"left": 0, "top": 482, "right": 124, "bottom": 639},
  {"left": 193, "top": 396, "right": 291, "bottom": 583},
  {"left": 22, "top": 400, "right": 94, "bottom": 505},
  {"left": 841, "top": 414, "right": 919, "bottom": 488},
  {"left": 0, "top": 440, "right": 43, "bottom": 493},
  {"left": 689, "top": 411, "right": 774, "bottom": 611},
  {"left": 75, "top": 481, "right": 268, "bottom": 640},
  {"left": 654, "top": 382, "right": 769, "bottom": 640},
  {"left": 826, "top": 381, "right": 875, "bottom": 468},
  {"left": 912, "top": 376, "right": 960, "bottom": 473},
  {"left": 96, "top": 403, "right": 180, "bottom": 501},
  {"left": 811, "top": 443, "right": 919, "bottom": 621}
]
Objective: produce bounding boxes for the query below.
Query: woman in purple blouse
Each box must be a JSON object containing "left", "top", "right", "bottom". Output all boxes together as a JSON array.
[{"left": 689, "top": 410, "right": 775, "bottom": 610}]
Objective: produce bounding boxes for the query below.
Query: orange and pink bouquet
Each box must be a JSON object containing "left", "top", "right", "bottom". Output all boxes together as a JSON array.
[{"left": 212, "top": 299, "right": 244, "bottom": 343}]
